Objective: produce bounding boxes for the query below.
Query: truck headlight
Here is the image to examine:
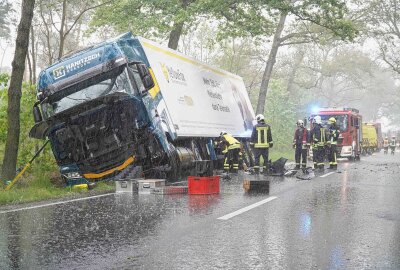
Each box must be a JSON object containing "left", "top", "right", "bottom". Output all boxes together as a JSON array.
[{"left": 64, "top": 172, "right": 82, "bottom": 179}]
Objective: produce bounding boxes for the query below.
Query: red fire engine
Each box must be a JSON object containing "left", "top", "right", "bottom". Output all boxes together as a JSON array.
[{"left": 311, "top": 107, "right": 362, "bottom": 160}]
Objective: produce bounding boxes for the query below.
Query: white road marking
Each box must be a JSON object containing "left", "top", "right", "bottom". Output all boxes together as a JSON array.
[
  {"left": 217, "top": 196, "right": 277, "bottom": 220},
  {"left": 0, "top": 193, "right": 115, "bottom": 215},
  {"left": 320, "top": 172, "right": 336, "bottom": 178}
]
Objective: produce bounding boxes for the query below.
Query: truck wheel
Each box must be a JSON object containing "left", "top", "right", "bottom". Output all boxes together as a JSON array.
[{"left": 167, "top": 150, "right": 181, "bottom": 180}]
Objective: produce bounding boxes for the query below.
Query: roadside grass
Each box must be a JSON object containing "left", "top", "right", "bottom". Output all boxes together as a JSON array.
[{"left": 0, "top": 162, "right": 115, "bottom": 206}]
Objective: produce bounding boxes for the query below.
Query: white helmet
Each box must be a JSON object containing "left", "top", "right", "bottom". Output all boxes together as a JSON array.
[
  {"left": 255, "top": 114, "right": 265, "bottom": 122},
  {"left": 296, "top": 119, "right": 304, "bottom": 127},
  {"left": 314, "top": 115, "right": 322, "bottom": 125}
]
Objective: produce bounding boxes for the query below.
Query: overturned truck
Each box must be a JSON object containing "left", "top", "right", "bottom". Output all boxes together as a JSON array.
[{"left": 30, "top": 32, "right": 255, "bottom": 185}]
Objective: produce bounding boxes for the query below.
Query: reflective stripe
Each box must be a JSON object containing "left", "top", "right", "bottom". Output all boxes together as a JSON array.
[
  {"left": 228, "top": 143, "right": 241, "bottom": 150},
  {"left": 255, "top": 126, "right": 269, "bottom": 148}
]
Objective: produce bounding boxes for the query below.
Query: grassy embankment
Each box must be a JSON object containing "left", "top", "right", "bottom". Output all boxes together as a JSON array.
[{"left": 0, "top": 162, "right": 115, "bottom": 206}]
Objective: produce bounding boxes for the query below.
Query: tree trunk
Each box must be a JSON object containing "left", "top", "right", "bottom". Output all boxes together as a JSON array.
[
  {"left": 58, "top": 0, "right": 67, "bottom": 59},
  {"left": 2, "top": 0, "right": 35, "bottom": 181},
  {"left": 167, "top": 0, "right": 190, "bottom": 50},
  {"left": 286, "top": 50, "right": 305, "bottom": 94},
  {"left": 30, "top": 25, "right": 36, "bottom": 84},
  {"left": 255, "top": 12, "right": 287, "bottom": 115},
  {"left": 168, "top": 21, "right": 184, "bottom": 50},
  {"left": 26, "top": 53, "right": 32, "bottom": 83}
]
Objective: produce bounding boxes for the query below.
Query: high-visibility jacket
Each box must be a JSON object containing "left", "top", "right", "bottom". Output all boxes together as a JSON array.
[
  {"left": 390, "top": 139, "right": 396, "bottom": 147},
  {"left": 251, "top": 122, "right": 273, "bottom": 148},
  {"left": 328, "top": 124, "right": 340, "bottom": 145},
  {"left": 383, "top": 139, "right": 389, "bottom": 147},
  {"left": 310, "top": 124, "right": 329, "bottom": 147},
  {"left": 220, "top": 134, "right": 241, "bottom": 153}
]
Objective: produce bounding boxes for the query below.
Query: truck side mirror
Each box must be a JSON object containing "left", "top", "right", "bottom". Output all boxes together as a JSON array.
[
  {"left": 137, "top": 63, "right": 155, "bottom": 91},
  {"left": 33, "top": 102, "right": 43, "bottom": 123}
]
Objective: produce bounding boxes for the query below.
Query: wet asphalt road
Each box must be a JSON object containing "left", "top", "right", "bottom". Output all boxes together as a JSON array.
[{"left": 1, "top": 152, "right": 400, "bottom": 270}]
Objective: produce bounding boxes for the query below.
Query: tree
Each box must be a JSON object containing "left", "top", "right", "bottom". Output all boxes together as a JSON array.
[
  {"left": 0, "top": 0, "right": 13, "bottom": 39},
  {"left": 205, "top": 0, "right": 358, "bottom": 114},
  {"left": 91, "top": 0, "right": 198, "bottom": 50},
  {"left": 35, "top": 0, "right": 109, "bottom": 65},
  {"left": 367, "top": 0, "right": 400, "bottom": 75},
  {"left": 2, "top": 0, "right": 35, "bottom": 180}
]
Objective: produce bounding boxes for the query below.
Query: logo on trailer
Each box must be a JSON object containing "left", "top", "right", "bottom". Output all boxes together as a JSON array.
[{"left": 159, "top": 63, "right": 186, "bottom": 85}]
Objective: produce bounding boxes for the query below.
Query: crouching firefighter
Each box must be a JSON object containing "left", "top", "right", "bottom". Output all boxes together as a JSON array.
[
  {"left": 250, "top": 114, "right": 273, "bottom": 174},
  {"left": 218, "top": 132, "right": 241, "bottom": 173},
  {"left": 327, "top": 117, "right": 340, "bottom": 169},
  {"left": 293, "top": 119, "right": 309, "bottom": 170},
  {"left": 310, "top": 115, "right": 328, "bottom": 171}
]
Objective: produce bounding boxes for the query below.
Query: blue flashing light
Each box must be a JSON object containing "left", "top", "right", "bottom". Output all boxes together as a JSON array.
[{"left": 311, "top": 105, "right": 320, "bottom": 114}]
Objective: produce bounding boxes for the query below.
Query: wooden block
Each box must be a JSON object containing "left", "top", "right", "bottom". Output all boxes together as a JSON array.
[{"left": 243, "top": 179, "right": 270, "bottom": 193}]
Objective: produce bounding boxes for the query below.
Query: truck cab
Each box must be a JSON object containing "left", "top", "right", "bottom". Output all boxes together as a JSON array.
[{"left": 30, "top": 34, "right": 168, "bottom": 184}]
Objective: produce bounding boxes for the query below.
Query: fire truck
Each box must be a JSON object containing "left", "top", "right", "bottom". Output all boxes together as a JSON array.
[{"left": 311, "top": 107, "right": 362, "bottom": 160}]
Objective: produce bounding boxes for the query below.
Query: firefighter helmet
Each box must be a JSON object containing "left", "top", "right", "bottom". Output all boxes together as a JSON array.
[
  {"left": 328, "top": 117, "right": 336, "bottom": 124},
  {"left": 296, "top": 119, "right": 304, "bottom": 127},
  {"left": 255, "top": 114, "right": 265, "bottom": 122},
  {"left": 314, "top": 115, "right": 322, "bottom": 124}
]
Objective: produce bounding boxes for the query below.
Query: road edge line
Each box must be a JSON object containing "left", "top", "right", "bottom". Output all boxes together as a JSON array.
[{"left": 0, "top": 193, "right": 115, "bottom": 214}]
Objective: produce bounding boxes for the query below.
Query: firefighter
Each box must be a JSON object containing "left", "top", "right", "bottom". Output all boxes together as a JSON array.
[
  {"left": 390, "top": 136, "right": 396, "bottom": 155},
  {"left": 293, "top": 119, "right": 309, "bottom": 170},
  {"left": 311, "top": 117, "right": 318, "bottom": 169},
  {"left": 218, "top": 132, "right": 241, "bottom": 173},
  {"left": 327, "top": 117, "right": 340, "bottom": 169},
  {"left": 310, "top": 115, "right": 329, "bottom": 171},
  {"left": 383, "top": 136, "right": 389, "bottom": 154},
  {"left": 250, "top": 114, "right": 273, "bottom": 174}
]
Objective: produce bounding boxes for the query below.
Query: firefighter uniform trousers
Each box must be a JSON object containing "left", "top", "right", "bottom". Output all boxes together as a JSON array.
[
  {"left": 224, "top": 146, "right": 241, "bottom": 172},
  {"left": 312, "top": 145, "right": 318, "bottom": 169},
  {"left": 254, "top": 148, "right": 269, "bottom": 173},
  {"left": 295, "top": 146, "right": 308, "bottom": 169},
  {"left": 315, "top": 145, "right": 325, "bottom": 169},
  {"left": 329, "top": 144, "right": 337, "bottom": 168}
]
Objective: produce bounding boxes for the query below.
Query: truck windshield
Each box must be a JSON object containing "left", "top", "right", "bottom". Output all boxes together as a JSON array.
[
  {"left": 320, "top": 115, "right": 348, "bottom": 132},
  {"left": 41, "top": 66, "right": 136, "bottom": 119}
]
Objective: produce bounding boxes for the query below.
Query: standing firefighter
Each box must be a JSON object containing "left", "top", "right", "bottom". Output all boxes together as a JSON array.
[
  {"left": 310, "top": 116, "right": 329, "bottom": 170},
  {"left": 327, "top": 117, "right": 340, "bottom": 169},
  {"left": 250, "top": 114, "right": 273, "bottom": 174},
  {"left": 293, "top": 120, "right": 309, "bottom": 170},
  {"left": 218, "top": 132, "right": 241, "bottom": 173},
  {"left": 390, "top": 136, "right": 396, "bottom": 155},
  {"left": 383, "top": 136, "right": 389, "bottom": 154}
]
